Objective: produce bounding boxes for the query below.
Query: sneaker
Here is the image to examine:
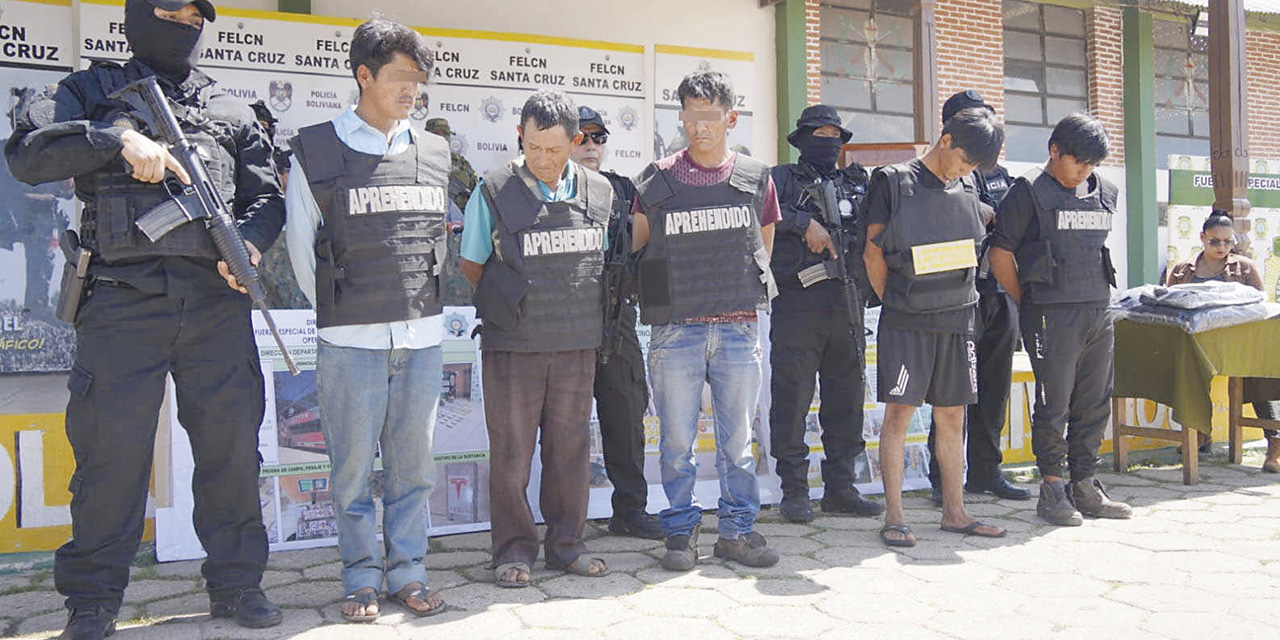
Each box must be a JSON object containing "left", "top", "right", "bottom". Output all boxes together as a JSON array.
[
  {"left": 779, "top": 493, "right": 814, "bottom": 523},
  {"left": 1036, "top": 479, "right": 1083, "bottom": 526},
  {"left": 608, "top": 512, "right": 664, "bottom": 539},
  {"left": 659, "top": 523, "right": 701, "bottom": 572},
  {"left": 821, "top": 486, "right": 886, "bottom": 517},
  {"left": 713, "top": 533, "right": 780, "bottom": 568},
  {"left": 59, "top": 607, "right": 116, "bottom": 640},
  {"left": 965, "top": 470, "right": 1033, "bottom": 500},
  {"left": 210, "top": 587, "right": 283, "bottom": 629},
  {"left": 1071, "top": 477, "right": 1133, "bottom": 519}
]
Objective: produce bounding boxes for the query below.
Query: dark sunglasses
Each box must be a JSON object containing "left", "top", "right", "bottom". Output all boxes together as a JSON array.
[
  {"left": 1206, "top": 238, "right": 1236, "bottom": 247},
  {"left": 577, "top": 131, "right": 608, "bottom": 145}
]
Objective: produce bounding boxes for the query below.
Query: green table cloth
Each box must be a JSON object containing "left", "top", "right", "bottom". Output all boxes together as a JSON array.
[{"left": 1114, "top": 317, "right": 1280, "bottom": 433}]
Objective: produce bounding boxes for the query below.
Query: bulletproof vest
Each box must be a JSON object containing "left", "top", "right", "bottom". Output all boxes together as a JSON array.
[
  {"left": 769, "top": 162, "right": 867, "bottom": 289},
  {"left": 601, "top": 170, "right": 637, "bottom": 264},
  {"left": 289, "top": 123, "right": 451, "bottom": 328},
  {"left": 635, "top": 154, "right": 776, "bottom": 325},
  {"left": 477, "top": 160, "right": 611, "bottom": 352},
  {"left": 976, "top": 165, "right": 1012, "bottom": 209},
  {"left": 84, "top": 61, "right": 233, "bottom": 263},
  {"left": 1017, "top": 168, "right": 1118, "bottom": 306},
  {"left": 876, "top": 162, "right": 984, "bottom": 316}
]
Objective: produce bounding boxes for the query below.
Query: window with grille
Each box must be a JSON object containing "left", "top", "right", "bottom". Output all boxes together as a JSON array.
[
  {"left": 1002, "top": 0, "right": 1089, "bottom": 162},
  {"left": 1153, "top": 17, "right": 1210, "bottom": 169},
  {"left": 819, "top": 0, "right": 917, "bottom": 143}
]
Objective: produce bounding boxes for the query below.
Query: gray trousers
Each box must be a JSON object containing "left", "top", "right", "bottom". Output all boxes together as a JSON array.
[{"left": 1020, "top": 304, "right": 1114, "bottom": 481}]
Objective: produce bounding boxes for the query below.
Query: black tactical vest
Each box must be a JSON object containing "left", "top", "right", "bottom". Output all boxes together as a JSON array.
[
  {"left": 476, "top": 160, "right": 611, "bottom": 353},
  {"left": 634, "top": 154, "right": 777, "bottom": 325},
  {"left": 876, "top": 162, "right": 984, "bottom": 315},
  {"left": 1016, "top": 168, "right": 1118, "bottom": 306},
  {"left": 86, "top": 63, "right": 232, "bottom": 263},
  {"left": 289, "top": 123, "right": 451, "bottom": 328}
]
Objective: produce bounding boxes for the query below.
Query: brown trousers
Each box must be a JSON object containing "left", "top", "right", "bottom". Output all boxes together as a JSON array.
[{"left": 483, "top": 349, "right": 596, "bottom": 567}]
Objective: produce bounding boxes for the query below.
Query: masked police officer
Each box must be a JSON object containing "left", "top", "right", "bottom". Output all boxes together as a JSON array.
[
  {"left": 569, "top": 105, "right": 662, "bottom": 539},
  {"left": 863, "top": 108, "right": 1007, "bottom": 547},
  {"left": 4, "top": 1, "right": 283, "bottom": 637},
  {"left": 768, "top": 105, "right": 883, "bottom": 523},
  {"left": 460, "top": 90, "right": 613, "bottom": 587},
  {"left": 988, "top": 114, "right": 1132, "bottom": 526},
  {"left": 926, "top": 91, "right": 1031, "bottom": 504}
]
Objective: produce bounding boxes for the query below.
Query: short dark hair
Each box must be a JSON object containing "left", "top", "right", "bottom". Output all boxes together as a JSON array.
[
  {"left": 677, "top": 70, "right": 735, "bottom": 111},
  {"left": 519, "top": 89, "right": 578, "bottom": 135},
  {"left": 349, "top": 14, "right": 433, "bottom": 85},
  {"left": 1204, "top": 209, "right": 1234, "bottom": 232},
  {"left": 1048, "top": 113, "right": 1110, "bottom": 165},
  {"left": 941, "top": 107, "right": 1004, "bottom": 172}
]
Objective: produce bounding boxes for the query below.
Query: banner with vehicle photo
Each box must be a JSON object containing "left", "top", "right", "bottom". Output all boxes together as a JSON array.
[{"left": 0, "top": 0, "right": 77, "bottom": 373}]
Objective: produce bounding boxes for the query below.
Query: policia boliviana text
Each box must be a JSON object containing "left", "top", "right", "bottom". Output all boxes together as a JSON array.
[{"left": 4, "top": 1, "right": 284, "bottom": 638}]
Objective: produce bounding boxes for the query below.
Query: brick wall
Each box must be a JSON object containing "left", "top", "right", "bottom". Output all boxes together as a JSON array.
[
  {"left": 1247, "top": 29, "right": 1280, "bottom": 161},
  {"left": 934, "top": 0, "right": 1005, "bottom": 123},
  {"left": 806, "top": 0, "right": 822, "bottom": 105},
  {"left": 1087, "top": 6, "right": 1125, "bottom": 166}
]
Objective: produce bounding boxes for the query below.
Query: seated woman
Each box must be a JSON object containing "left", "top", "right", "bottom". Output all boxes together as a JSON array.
[{"left": 1165, "top": 210, "right": 1279, "bottom": 473}]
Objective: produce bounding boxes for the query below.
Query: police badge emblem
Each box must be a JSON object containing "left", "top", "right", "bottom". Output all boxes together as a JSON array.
[
  {"left": 450, "top": 134, "right": 468, "bottom": 156},
  {"left": 617, "top": 106, "right": 638, "bottom": 132},
  {"left": 268, "top": 80, "right": 293, "bottom": 112},
  {"left": 481, "top": 97, "right": 503, "bottom": 123},
  {"left": 411, "top": 91, "right": 430, "bottom": 121},
  {"left": 445, "top": 312, "right": 468, "bottom": 338},
  {"left": 1178, "top": 216, "right": 1192, "bottom": 239}
]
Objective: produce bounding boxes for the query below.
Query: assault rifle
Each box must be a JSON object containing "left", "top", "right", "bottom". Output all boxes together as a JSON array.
[
  {"left": 111, "top": 76, "right": 299, "bottom": 375},
  {"left": 598, "top": 204, "right": 633, "bottom": 365},
  {"left": 798, "top": 178, "right": 861, "bottom": 335}
]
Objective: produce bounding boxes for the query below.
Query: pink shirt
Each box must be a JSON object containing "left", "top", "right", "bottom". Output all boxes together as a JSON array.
[{"left": 633, "top": 150, "right": 780, "bottom": 323}]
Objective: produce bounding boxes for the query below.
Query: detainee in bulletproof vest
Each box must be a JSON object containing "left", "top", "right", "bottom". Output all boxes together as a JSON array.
[
  {"left": 87, "top": 62, "right": 235, "bottom": 264},
  {"left": 475, "top": 158, "right": 612, "bottom": 353},
  {"left": 1015, "top": 167, "right": 1118, "bottom": 306},
  {"left": 875, "top": 162, "right": 985, "bottom": 315},
  {"left": 289, "top": 121, "right": 452, "bottom": 329},
  {"left": 634, "top": 154, "right": 777, "bottom": 326}
]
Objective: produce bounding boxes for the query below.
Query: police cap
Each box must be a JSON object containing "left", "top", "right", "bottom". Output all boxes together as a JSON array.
[
  {"left": 146, "top": 0, "right": 217, "bottom": 22},
  {"left": 577, "top": 106, "right": 609, "bottom": 134},
  {"left": 942, "top": 90, "right": 994, "bottom": 124},
  {"left": 424, "top": 118, "right": 453, "bottom": 136},
  {"left": 786, "top": 104, "right": 851, "bottom": 146}
]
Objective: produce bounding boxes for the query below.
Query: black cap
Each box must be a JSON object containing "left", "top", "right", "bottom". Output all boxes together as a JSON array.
[
  {"left": 248, "top": 100, "right": 276, "bottom": 126},
  {"left": 577, "top": 105, "right": 609, "bottom": 135},
  {"left": 786, "top": 104, "right": 852, "bottom": 146},
  {"left": 147, "top": 0, "right": 217, "bottom": 22},
  {"left": 942, "top": 90, "right": 993, "bottom": 123}
]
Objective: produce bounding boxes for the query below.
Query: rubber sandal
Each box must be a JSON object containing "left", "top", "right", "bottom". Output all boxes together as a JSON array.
[
  {"left": 546, "top": 554, "right": 610, "bottom": 577},
  {"left": 879, "top": 524, "right": 916, "bottom": 548},
  {"left": 941, "top": 520, "right": 1007, "bottom": 538},
  {"left": 493, "top": 562, "right": 531, "bottom": 588},
  {"left": 341, "top": 589, "right": 379, "bottom": 623},
  {"left": 389, "top": 584, "right": 446, "bottom": 617}
]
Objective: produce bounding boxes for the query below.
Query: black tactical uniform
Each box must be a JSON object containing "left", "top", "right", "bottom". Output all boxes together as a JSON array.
[
  {"left": 992, "top": 168, "right": 1119, "bottom": 484},
  {"left": 767, "top": 104, "right": 882, "bottom": 522},
  {"left": 592, "top": 168, "right": 656, "bottom": 536},
  {"left": 3, "top": 1, "right": 282, "bottom": 634},
  {"left": 925, "top": 163, "right": 1031, "bottom": 499}
]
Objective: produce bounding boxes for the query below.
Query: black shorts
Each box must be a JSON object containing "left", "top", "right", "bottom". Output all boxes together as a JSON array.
[{"left": 876, "top": 325, "right": 977, "bottom": 408}]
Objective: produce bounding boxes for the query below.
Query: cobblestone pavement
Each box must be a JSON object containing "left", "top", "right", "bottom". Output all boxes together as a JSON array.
[{"left": 3, "top": 450, "right": 1279, "bottom": 640}]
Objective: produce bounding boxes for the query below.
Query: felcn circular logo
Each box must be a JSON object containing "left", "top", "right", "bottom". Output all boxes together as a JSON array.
[
  {"left": 481, "top": 97, "right": 503, "bottom": 123},
  {"left": 450, "top": 134, "right": 468, "bottom": 156},
  {"left": 617, "top": 106, "right": 638, "bottom": 131}
]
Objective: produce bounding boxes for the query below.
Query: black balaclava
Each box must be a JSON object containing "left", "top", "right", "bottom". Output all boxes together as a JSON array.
[
  {"left": 125, "top": 0, "right": 205, "bottom": 81},
  {"left": 796, "top": 130, "right": 842, "bottom": 172}
]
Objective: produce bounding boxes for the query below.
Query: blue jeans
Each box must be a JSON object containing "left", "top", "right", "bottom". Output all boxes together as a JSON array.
[
  {"left": 316, "top": 341, "right": 442, "bottom": 595},
  {"left": 648, "top": 321, "right": 763, "bottom": 539}
]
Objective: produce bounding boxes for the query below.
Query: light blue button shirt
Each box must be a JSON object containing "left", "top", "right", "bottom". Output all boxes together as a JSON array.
[
  {"left": 460, "top": 161, "right": 605, "bottom": 263},
  {"left": 286, "top": 106, "right": 455, "bottom": 350}
]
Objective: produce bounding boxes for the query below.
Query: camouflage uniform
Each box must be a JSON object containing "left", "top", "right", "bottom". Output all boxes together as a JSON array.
[{"left": 424, "top": 117, "right": 478, "bottom": 211}]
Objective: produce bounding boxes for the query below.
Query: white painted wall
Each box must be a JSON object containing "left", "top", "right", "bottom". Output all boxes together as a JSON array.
[{"left": 217, "top": 0, "right": 780, "bottom": 164}]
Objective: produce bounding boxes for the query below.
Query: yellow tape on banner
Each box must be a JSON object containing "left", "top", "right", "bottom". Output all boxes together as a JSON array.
[
  {"left": 654, "top": 44, "right": 754, "bottom": 62},
  {"left": 911, "top": 239, "right": 977, "bottom": 275}
]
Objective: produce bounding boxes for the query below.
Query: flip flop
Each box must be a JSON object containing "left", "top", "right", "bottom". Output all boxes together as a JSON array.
[
  {"left": 879, "top": 524, "right": 916, "bottom": 548},
  {"left": 493, "top": 562, "right": 531, "bottom": 589},
  {"left": 389, "top": 584, "right": 446, "bottom": 617},
  {"left": 941, "top": 520, "right": 1007, "bottom": 538},
  {"left": 341, "top": 589, "right": 379, "bottom": 623},
  {"left": 546, "top": 554, "right": 610, "bottom": 577}
]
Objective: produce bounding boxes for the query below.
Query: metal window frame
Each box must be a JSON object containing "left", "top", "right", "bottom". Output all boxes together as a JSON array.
[{"left": 1002, "top": 1, "right": 1091, "bottom": 128}]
